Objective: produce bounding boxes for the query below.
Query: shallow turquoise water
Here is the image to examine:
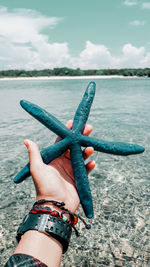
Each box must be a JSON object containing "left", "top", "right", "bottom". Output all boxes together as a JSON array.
[
  {"left": 0, "top": 78, "right": 149, "bottom": 184},
  {"left": 0, "top": 78, "right": 150, "bottom": 266}
]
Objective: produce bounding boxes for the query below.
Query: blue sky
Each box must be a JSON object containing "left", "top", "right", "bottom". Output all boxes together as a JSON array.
[{"left": 0, "top": 0, "right": 150, "bottom": 69}]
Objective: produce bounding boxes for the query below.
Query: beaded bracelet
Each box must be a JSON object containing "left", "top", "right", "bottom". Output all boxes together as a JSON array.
[{"left": 29, "top": 205, "right": 71, "bottom": 224}]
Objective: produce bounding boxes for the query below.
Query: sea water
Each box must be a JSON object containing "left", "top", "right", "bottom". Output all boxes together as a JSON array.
[{"left": 0, "top": 78, "right": 150, "bottom": 266}]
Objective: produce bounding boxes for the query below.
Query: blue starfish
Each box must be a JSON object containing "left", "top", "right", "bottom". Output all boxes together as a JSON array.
[{"left": 14, "top": 81, "right": 144, "bottom": 218}]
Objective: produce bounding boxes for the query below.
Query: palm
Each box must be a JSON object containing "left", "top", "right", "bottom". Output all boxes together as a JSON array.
[
  {"left": 36, "top": 154, "right": 80, "bottom": 212},
  {"left": 29, "top": 121, "right": 94, "bottom": 213}
]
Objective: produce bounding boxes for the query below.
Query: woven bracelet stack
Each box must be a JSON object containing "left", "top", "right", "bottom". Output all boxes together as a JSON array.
[{"left": 16, "top": 199, "right": 91, "bottom": 253}]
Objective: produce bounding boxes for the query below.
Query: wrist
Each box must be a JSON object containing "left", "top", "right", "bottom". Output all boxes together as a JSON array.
[
  {"left": 36, "top": 196, "right": 65, "bottom": 212},
  {"left": 14, "top": 198, "right": 91, "bottom": 266},
  {"left": 16, "top": 212, "right": 72, "bottom": 254},
  {"left": 34, "top": 198, "right": 70, "bottom": 221},
  {"left": 14, "top": 230, "right": 62, "bottom": 267},
  {"left": 32, "top": 199, "right": 91, "bottom": 232}
]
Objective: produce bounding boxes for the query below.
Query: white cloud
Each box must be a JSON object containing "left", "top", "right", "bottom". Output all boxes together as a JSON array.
[
  {"left": 0, "top": 9, "right": 59, "bottom": 44},
  {"left": 71, "top": 41, "right": 118, "bottom": 69},
  {"left": 141, "top": 2, "right": 150, "bottom": 9},
  {"left": 118, "top": 44, "right": 146, "bottom": 68},
  {"left": 0, "top": 7, "right": 150, "bottom": 70},
  {"left": 0, "top": 7, "right": 70, "bottom": 69},
  {"left": 124, "top": 0, "right": 138, "bottom": 6},
  {"left": 129, "top": 20, "right": 145, "bottom": 26},
  {"left": 72, "top": 43, "right": 150, "bottom": 69}
]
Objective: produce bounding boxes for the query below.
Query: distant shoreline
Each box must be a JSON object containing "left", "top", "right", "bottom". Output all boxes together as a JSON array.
[{"left": 0, "top": 75, "right": 143, "bottom": 81}]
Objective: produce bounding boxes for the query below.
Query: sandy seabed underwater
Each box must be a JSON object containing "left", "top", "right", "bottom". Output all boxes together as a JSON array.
[{"left": 0, "top": 78, "right": 150, "bottom": 266}]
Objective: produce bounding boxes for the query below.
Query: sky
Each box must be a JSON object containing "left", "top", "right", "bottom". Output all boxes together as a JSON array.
[{"left": 0, "top": 0, "right": 150, "bottom": 70}]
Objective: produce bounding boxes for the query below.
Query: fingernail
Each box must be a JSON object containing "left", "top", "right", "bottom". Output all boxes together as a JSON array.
[
  {"left": 92, "top": 160, "right": 96, "bottom": 167},
  {"left": 88, "top": 147, "right": 94, "bottom": 151},
  {"left": 86, "top": 147, "right": 94, "bottom": 154},
  {"left": 86, "top": 124, "right": 93, "bottom": 131},
  {"left": 24, "top": 139, "right": 31, "bottom": 149}
]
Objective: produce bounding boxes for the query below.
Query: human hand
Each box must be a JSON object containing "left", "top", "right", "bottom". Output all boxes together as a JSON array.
[{"left": 24, "top": 120, "right": 95, "bottom": 213}]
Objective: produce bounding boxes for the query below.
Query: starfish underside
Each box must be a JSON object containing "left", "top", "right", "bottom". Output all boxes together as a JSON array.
[{"left": 14, "top": 82, "right": 145, "bottom": 218}]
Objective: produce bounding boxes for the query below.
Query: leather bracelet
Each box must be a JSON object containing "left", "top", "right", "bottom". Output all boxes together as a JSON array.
[{"left": 16, "top": 213, "right": 72, "bottom": 253}]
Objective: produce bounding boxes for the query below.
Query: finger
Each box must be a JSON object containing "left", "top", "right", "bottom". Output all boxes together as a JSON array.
[
  {"left": 83, "top": 147, "right": 94, "bottom": 160},
  {"left": 66, "top": 120, "right": 73, "bottom": 129},
  {"left": 65, "top": 145, "right": 94, "bottom": 160},
  {"left": 55, "top": 120, "right": 73, "bottom": 144},
  {"left": 55, "top": 136, "right": 62, "bottom": 143},
  {"left": 66, "top": 120, "right": 93, "bottom": 135},
  {"left": 82, "top": 124, "right": 93, "bottom": 136},
  {"left": 24, "top": 139, "right": 43, "bottom": 172},
  {"left": 64, "top": 149, "right": 70, "bottom": 159},
  {"left": 86, "top": 160, "right": 96, "bottom": 175}
]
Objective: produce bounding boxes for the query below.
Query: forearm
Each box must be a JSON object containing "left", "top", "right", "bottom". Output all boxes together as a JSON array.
[{"left": 14, "top": 230, "right": 63, "bottom": 267}]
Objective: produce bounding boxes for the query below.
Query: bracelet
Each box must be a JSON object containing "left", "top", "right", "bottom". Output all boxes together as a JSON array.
[
  {"left": 16, "top": 199, "right": 91, "bottom": 254},
  {"left": 33, "top": 199, "right": 91, "bottom": 233},
  {"left": 29, "top": 205, "right": 75, "bottom": 225},
  {"left": 16, "top": 213, "right": 72, "bottom": 253}
]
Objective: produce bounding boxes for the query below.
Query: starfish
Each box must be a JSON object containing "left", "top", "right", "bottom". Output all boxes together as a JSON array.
[{"left": 14, "top": 81, "right": 144, "bottom": 218}]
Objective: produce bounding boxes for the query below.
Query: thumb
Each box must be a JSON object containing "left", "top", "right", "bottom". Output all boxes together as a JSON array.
[{"left": 24, "top": 139, "right": 43, "bottom": 173}]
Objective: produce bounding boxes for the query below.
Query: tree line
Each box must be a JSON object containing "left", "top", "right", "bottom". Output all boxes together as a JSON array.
[{"left": 0, "top": 68, "right": 150, "bottom": 77}]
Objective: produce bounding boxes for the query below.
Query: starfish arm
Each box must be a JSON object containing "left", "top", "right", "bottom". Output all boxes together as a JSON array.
[
  {"left": 14, "top": 138, "right": 70, "bottom": 183},
  {"left": 20, "top": 100, "right": 70, "bottom": 138},
  {"left": 72, "top": 82, "right": 96, "bottom": 133},
  {"left": 70, "top": 143, "right": 94, "bottom": 218},
  {"left": 80, "top": 135, "right": 145, "bottom": 156},
  {"left": 14, "top": 162, "right": 30, "bottom": 184}
]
